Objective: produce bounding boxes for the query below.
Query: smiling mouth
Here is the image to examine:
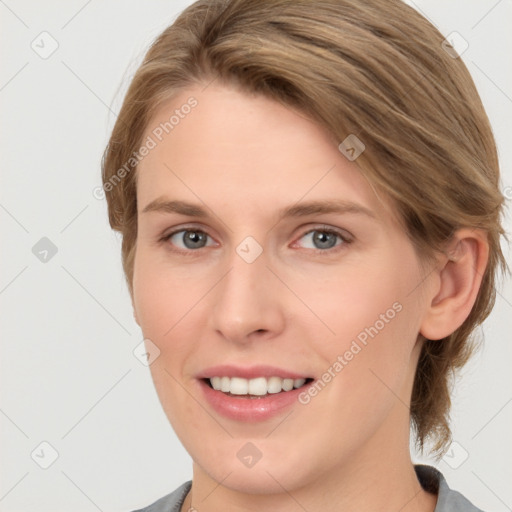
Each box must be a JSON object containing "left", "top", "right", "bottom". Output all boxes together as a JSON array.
[{"left": 203, "top": 376, "right": 314, "bottom": 398}]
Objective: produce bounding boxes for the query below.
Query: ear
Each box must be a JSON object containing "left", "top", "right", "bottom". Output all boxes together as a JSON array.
[{"left": 420, "top": 228, "right": 489, "bottom": 341}]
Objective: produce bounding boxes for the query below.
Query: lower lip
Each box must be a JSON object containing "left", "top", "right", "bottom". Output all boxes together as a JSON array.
[{"left": 198, "top": 379, "right": 309, "bottom": 422}]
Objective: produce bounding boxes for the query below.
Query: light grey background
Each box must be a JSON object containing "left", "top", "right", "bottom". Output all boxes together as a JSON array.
[{"left": 1, "top": 1, "right": 510, "bottom": 511}]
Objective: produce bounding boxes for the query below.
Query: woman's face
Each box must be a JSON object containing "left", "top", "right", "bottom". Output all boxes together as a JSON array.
[{"left": 133, "top": 83, "right": 433, "bottom": 494}]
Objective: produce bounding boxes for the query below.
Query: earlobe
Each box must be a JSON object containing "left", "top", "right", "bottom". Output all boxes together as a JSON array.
[{"left": 420, "top": 229, "right": 489, "bottom": 341}]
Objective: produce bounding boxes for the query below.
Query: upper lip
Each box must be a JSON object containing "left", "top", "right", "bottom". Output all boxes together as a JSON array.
[{"left": 197, "top": 364, "right": 311, "bottom": 380}]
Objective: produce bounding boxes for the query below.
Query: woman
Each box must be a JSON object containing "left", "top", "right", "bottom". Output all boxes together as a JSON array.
[{"left": 101, "top": 1, "right": 507, "bottom": 510}]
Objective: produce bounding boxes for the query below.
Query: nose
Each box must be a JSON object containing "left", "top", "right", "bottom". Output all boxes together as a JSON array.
[{"left": 209, "top": 248, "right": 286, "bottom": 345}]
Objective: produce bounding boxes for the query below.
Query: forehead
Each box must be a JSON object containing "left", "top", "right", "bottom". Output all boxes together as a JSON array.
[{"left": 136, "top": 83, "right": 396, "bottom": 222}]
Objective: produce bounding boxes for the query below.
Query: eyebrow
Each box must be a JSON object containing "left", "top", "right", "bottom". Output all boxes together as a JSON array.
[{"left": 141, "top": 197, "right": 376, "bottom": 220}]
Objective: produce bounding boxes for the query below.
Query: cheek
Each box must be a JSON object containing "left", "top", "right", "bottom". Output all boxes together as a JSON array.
[
  {"left": 133, "top": 248, "right": 203, "bottom": 340},
  {"left": 294, "top": 258, "right": 418, "bottom": 347},
  {"left": 291, "top": 250, "right": 424, "bottom": 397},
  {"left": 290, "top": 270, "right": 422, "bottom": 465},
  {"left": 132, "top": 251, "right": 206, "bottom": 428}
]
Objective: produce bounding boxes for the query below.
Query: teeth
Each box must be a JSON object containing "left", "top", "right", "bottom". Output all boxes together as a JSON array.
[
  {"left": 221, "top": 376, "right": 230, "bottom": 392},
  {"left": 282, "top": 378, "right": 294, "bottom": 391},
  {"left": 208, "top": 376, "right": 308, "bottom": 396},
  {"left": 230, "top": 377, "right": 248, "bottom": 395},
  {"left": 267, "top": 376, "right": 283, "bottom": 394},
  {"left": 248, "top": 377, "right": 267, "bottom": 396},
  {"left": 211, "top": 376, "right": 222, "bottom": 390}
]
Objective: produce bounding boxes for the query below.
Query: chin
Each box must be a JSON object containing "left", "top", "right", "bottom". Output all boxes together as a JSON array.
[
  {"left": 188, "top": 437, "right": 319, "bottom": 496},
  {"left": 204, "top": 461, "right": 308, "bottom": 495}
]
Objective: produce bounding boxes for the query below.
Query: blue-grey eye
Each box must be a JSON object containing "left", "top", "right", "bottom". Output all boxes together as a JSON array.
[
  {"left": 169, "top": 230, "right": 212, "bottom": 250},
  {"left": 300, "top": 230, "right": 343, "bottom": 250}
]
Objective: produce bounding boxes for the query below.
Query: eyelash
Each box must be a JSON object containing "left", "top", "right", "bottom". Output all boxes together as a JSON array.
[{"left": 159, "top": 226, "right": 353, "bottom": 256}]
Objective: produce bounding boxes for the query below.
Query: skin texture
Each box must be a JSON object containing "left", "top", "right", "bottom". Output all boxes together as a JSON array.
[{"left": 131, "top": 82, "right": 488, "bottom": 512}]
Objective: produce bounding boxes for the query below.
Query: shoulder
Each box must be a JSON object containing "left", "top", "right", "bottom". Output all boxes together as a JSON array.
[
  {"left": 129, "top": 481, "right": 192, "bottom": 512},
  {"left": 415, "top": 465, "right": 484, "bottom": 512}
]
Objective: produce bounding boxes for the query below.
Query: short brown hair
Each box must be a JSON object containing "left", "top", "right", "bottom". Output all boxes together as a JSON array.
[{"left": 101, "top": 0, "right": 507, "bottom": 455}]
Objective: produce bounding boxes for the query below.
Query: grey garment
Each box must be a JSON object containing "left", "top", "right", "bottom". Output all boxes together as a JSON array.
[
  {"left": 130, "top": 464, "right": 484, "bottom": 512},
  {"left": 415, "top": 465, "right": 484, "bottom": 512},
  {"left": 130, "top": 481, "right": 190, "bottom": 512}
]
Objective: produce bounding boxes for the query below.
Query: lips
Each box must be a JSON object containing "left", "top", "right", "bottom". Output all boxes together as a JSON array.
[{"left": 196, "top": 365, "right": 314, "bottom": 422}]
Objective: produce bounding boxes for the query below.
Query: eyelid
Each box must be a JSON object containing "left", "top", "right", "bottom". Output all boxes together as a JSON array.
[
  {"left": 161, "top": 224, "right": 211, "bottom": 239},
  {"left": 302, "top": 225, "right": 353, "bottom": 241}
]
